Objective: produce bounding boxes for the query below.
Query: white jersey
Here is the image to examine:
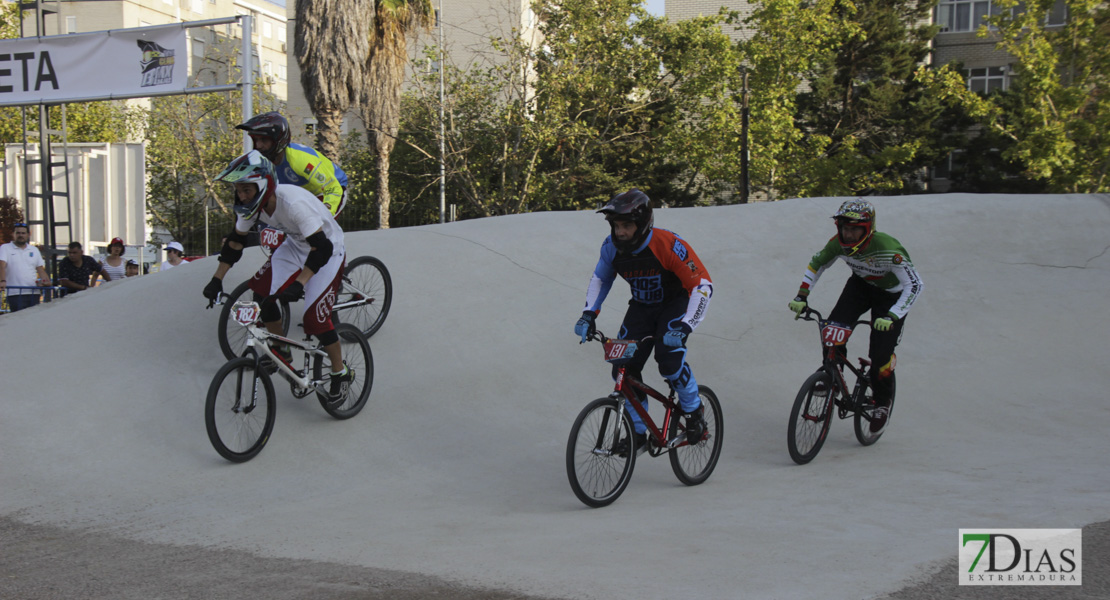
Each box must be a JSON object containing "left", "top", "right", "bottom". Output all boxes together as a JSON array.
[
  {"left": 235, "top": 183, "right": 344, "bottom": 257},
  {"left": 0, "top": 241, "right": 45, "bottom": 294}
]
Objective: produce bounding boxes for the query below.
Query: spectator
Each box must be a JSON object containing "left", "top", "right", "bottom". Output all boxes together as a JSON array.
[
  {"left": 0, "top": 222, "right": 50, "bottom": 312},
  {"left": 57, "top": 241, "right": 108, "bottom": 294},
  {"left": 161, "top": 241, "right": 185, "bottom": 271},
  {"left": 125, "top": 260, "right": 140, "bottom": 278},
  {"left": 93, "top": 237, "right": 126, "bottom": 284}
]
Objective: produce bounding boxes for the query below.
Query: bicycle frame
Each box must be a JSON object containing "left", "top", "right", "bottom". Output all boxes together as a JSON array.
[
  {"left": 230, "top": 300, "right": 329, "bottom": 393},
  {"left": 596, "top": 333, "right": 688, "bottom": 451},
  {"left": 801, "top": 307, "right": 872, "bottom": 412}
]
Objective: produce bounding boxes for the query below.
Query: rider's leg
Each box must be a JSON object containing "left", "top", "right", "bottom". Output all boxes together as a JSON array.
[
  {"left": 828, "top": 276, "right": 873, "bottom": 363},
  {"left": 301, "top": 254, "right": 346, "bottom": 374},
  {"left": 868, "top": 290, "right": 905, "bottom": 408},
  {"left": 616, "top": 304, "right": 658, "bottom": 435},
  {"left": 655, "top": 298, "right": 700, "bottom": 414}
]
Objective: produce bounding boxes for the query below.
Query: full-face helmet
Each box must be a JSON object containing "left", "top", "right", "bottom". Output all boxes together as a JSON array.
[
  {"left": 832, "top": 198, "right": 876, "bottom": 256},
  {"left": 235, "top": 112, "right": 291, "bottom": 163},
  {"left": 598, "top": 189, "right": 653, "bottom": 253},
  {"left": 216, "top": 150, "right": 277, "bottom": 221}
]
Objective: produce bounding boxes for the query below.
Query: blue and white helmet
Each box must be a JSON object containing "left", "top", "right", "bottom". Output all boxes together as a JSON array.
[{"left": 216, "top": 150, "right": 277, "bottom": 221}]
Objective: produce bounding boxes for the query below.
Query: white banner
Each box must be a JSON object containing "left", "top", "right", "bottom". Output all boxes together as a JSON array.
[{"left": 0, "top": 26, "right": 188, "bottom": 105}]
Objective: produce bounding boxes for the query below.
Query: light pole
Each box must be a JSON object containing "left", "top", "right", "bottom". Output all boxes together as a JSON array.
[{"left": 438, "top": 0, "right": 446, "bottom": 223}]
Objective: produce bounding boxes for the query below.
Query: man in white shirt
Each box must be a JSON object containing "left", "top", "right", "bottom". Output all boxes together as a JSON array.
[
  {"left": 0, "top": 222, "right": 50, "bottom": 312},
  {"left": 201, "top": 151, "right": 351, "bottom": 405},
  {"left": 161, "top": 241, "right": 186, "bottom": 271}
]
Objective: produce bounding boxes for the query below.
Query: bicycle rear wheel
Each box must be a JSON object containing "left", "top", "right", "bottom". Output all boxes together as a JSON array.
[
  {"left": 566, "top": 397, "right": 636, "bottom": 508},
  {"left": 217, "top": 279, "right": 291, "bottom": 361},
  {"left": 336, "top": 256, "right": 392, "bottom": 338},
  {"left": 205, "top": 356, "right": 276, "bottom": 463},
  {"left": 313, "top": 323, "right": 373, "bottom": 419},
  {"left": 854, "top": 371, "right": 896, "bottom": 446},
  {"left": 787, "top": 370, "right": 835, "bottom": 465},
  {"left": 669, "top": 385, "right": 723, "bottom": 486}
]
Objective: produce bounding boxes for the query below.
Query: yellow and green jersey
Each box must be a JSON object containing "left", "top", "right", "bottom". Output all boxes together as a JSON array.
[{"left": 275, "top": 142, "right": 348, "bottom": 216}]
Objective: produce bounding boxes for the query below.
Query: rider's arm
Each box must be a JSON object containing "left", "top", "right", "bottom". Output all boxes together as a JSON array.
[
  {"left": 583, "top": 238, "right": 618, "bottom": 314},
  {"left": 655, "top": 230, "right": 713, "bottom": 331},
  {"left": 887, "top": 258, "right": 923, "bottom": 320},
  {"left": 797, "top": 237, "right": 841, "bottom": 297},
  {"left": 213, "top": 225, "right": 251, "bottom": 280}
]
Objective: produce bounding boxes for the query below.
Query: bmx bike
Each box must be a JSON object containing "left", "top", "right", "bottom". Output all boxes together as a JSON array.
[
  {"left": 786, "top": 306, "right": 896, "bottom": 465},
  {"left": 204, "top": 299, "right": 373, "bottom": 462},
  {"left": 566, "top": 330, "right": 723, "bottom": 508}
]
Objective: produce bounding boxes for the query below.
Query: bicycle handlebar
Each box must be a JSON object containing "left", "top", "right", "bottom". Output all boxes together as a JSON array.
[{"left": 796, "top": 306, "right": 871, "bottom": 328}]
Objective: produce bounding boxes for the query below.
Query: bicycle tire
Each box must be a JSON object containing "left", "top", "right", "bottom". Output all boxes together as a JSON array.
[
  {"left": 788, "top": 370, "right": 835, "bottom": 465},
  {"left": 217, "top": 279, "right": 291, "bottom": 361},
  {"left": 204, "top": 356, "right": 277, "bottom": 463},
  {"left": 313, "top": 323, "right": 373, "bottom": 419},
  {"left": 854, "top": 371, "right": 896, "bottom": 446},
  {"left": 336, "top": 256, "right": 392, "bottom": 338},
  {"left": 566, "top": 397, "right": 637, "bottom": 508},
  {"left": 669, "top": 385, "right": 724, "bottom": 486}
]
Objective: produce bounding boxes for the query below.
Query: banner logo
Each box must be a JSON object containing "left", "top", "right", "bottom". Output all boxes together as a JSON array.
[
  {"left": 137, "top": 40, "right": 175, "bottom": 87},
  {"left": 959, "top": 529, "right": 1081, "bottom": 585}
]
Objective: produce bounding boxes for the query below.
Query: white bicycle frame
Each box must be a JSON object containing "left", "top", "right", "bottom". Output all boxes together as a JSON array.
[{"left": 231, "top": 300, "right": 329, "bottom": 393}]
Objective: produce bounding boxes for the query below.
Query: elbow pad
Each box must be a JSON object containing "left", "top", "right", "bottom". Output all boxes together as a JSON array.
[
  {"left": 304, "top": 231, "right": 334, "bottom": 273},
  {"left": 218, "top": 241, "right": 244, "bottom": 266}
]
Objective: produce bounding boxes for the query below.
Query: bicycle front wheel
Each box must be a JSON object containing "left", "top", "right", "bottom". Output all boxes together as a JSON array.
[
  {"left": 854, "top": 371, "right": 896, "bottom": 446},
  {"left": 217, "top": 280, "right": 291, "bottom": 361},
  {"left": 669, "top": 385, "right": 723, "bottom": 486},
  {"left": 787, "top": 370, "right": 835, "bottom": 465},
  {"left": 337, "top": 256, "right": 392, "bottom": 338},
  {"left": 313, "top": 323, "right": 373, "bottom": 419},
  {"left": 566, "top": 397, "right": 637, "bottom": 508},
  {"left": 205, "top": 356, "right": 276, "bottom": 463}
]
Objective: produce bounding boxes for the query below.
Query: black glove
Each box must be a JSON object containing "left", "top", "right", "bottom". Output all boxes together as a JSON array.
[
  {"left": 203, "top": 277, "right": 223, "bottom": 301},
  {"left": 575, "top": 311, "right": 597, "bottom": 343},
  {"left": 272, "top": 280, "right": 304, "bottom": 304}
]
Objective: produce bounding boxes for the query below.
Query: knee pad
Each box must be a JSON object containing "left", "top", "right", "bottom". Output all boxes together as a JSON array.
[
  {"left": 260, "top": 298, "right": 283, "bottom": 323},
  {"left": 316, "top": 328, "right": 339, "bottom": 347}
]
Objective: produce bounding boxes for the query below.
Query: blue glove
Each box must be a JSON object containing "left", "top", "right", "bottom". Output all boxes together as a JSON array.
[
  {"left": 663, "top": 323, "right": 692, "bottom": 348},
  {"left": 873, "top": 315, "right": 894, "bottom": 332},
  {"left": 273, "top": 280, "right": 304, "bottom": 304},
  {"left": 575, "top": 312, "right": 596, "bottom": 343}
]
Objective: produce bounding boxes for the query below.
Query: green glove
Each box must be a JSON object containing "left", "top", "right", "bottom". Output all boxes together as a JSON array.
[
  {"left": 874, "top": 316, "right": 894, "bottom": 332},
  {"left": 788, "top": 296, "right": 807, "bottom": 316}
]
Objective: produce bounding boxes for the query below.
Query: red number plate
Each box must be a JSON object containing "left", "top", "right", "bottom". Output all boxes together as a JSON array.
[
  {"left": 820, "top": 323, "right": 853, "bottom": 347},
  {"left": 260, "top": 227, "right": 285, "bottom": 251},
  {"left": 233, "top": 303, "right": 261, "bottom": 326}
]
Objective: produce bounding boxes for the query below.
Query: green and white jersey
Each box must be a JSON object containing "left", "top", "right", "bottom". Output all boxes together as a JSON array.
[{"left": 800, "top": 232, "right": 923, "bottom": 319}]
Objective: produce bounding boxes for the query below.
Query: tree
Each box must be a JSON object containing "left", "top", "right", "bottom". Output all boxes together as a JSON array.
[
  {"left": 295, "top": 0, "right": 373, "bottom": 158},
  {"left": 0, "top": 196, "right": 23, "bottom": 244},
  {"left": 791, "top": 0, "right": 971, "bottom": 196},
  {"left": 965, "top": 0, "right": 1110, "bottom": 192},
  {"left": 360, "top": 0, "right": 434, "bottom": 229}
]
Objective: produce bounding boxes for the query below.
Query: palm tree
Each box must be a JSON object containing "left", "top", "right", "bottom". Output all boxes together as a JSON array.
[
  {"left": 294, "top": 0, "right": 373, "bottom": 158},
  {"left": 361, "top": 0, "right": 434, "bottom": 229}
]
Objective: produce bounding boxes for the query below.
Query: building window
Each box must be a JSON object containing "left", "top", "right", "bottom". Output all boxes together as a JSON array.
[
  {"left": 936, "top": 0, "right": 1002, "bottom": 32},
  {"left": 193, "top": 38, "right": 205, "bottom": 58},
  {"left": 304, "top": 118, "right": 317, "bottom": 137},
  {"left": 278, "top": 27, "right": 286, "bottom": 43},
  {"left": 965, "top": 66, "right": 1008, "bottom": 93},
  {"left": 192, "top": 0, "right": 204, "bottom": 14},
  {"left": 263, "top": 21, "right": 272, "bottom": 39},
  {"left": 66, "top": 16, "right": 76, "bottom": 34},
  {"left": 279, "top": 64, "right": 287, "bottom": 81},
  {"left": 1046, "top": 0, "right": 1067, "bottom": 25}
]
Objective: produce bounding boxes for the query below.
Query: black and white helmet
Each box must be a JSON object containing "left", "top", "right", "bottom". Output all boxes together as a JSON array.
[
  {"left": 598, "top": 189, "right": 654, "bottom": 253},
  {"left": 235, "top": 112, "right": 291, "bottom": 163}
]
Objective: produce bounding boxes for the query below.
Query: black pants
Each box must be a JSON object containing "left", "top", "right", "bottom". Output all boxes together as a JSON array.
[{"left": 828, "top": 276, "right": 905, "bottom": 405}]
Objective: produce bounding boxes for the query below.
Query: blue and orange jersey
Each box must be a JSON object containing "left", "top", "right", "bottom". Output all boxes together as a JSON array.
[
  {"left": 274, "top": 142, "right": 349, "bottom": 216},
  {"left": 583, "top": 228, "right": 713, "bottom": 330}
]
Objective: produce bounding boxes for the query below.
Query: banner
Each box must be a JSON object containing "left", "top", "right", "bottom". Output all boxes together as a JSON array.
[{"left": 0, "top": 26, "right": 188, "bottom": 105}]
